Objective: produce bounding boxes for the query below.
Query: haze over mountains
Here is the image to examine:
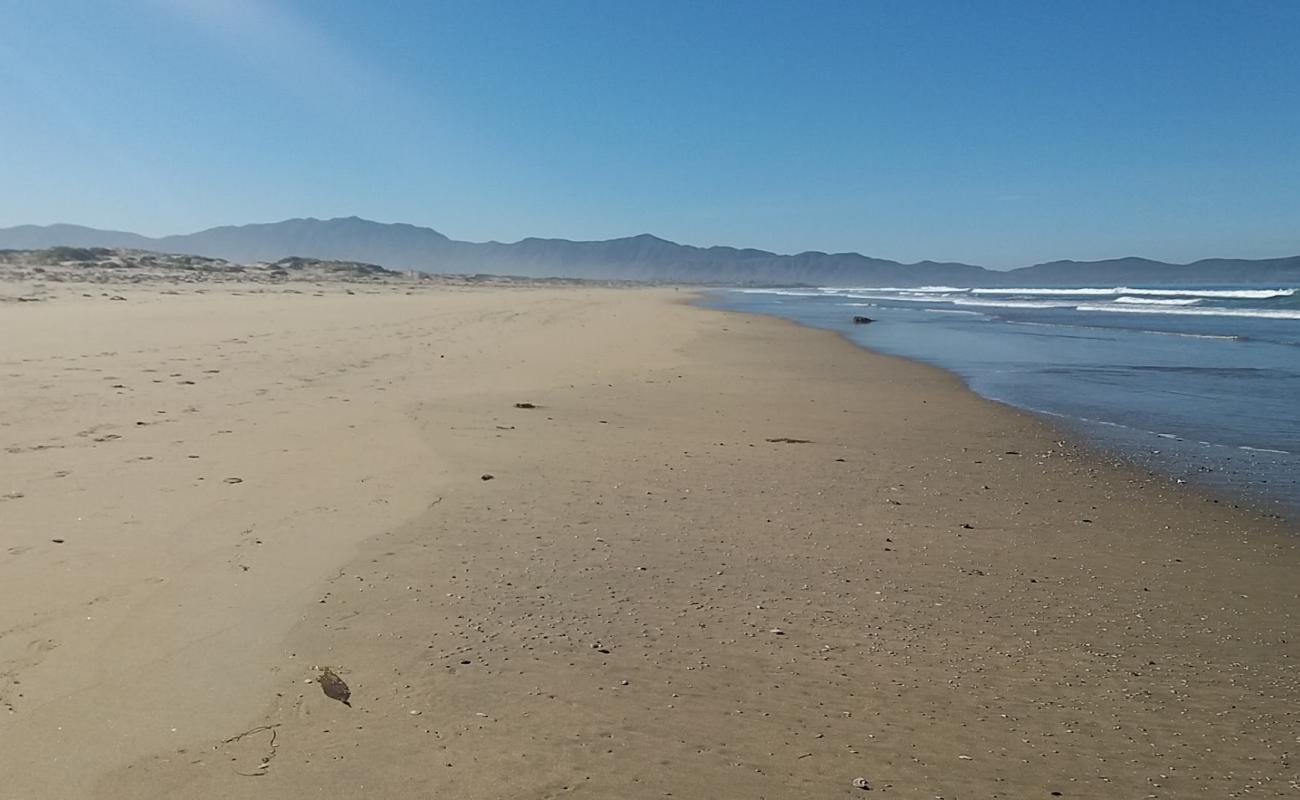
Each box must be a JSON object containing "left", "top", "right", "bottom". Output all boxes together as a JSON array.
[{"left": 2, "top": 217, "right": 1298, "bottom": 286}]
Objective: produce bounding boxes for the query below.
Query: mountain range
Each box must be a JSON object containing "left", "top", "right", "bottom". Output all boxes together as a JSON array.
[{"left": 2, "top": 217, "right": 1298, "bottom": 286}]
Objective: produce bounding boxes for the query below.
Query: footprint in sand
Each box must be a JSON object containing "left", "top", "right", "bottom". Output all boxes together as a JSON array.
[
  {"left": 0, "top": 638, "right": 61, "bottom": 711},
  {"left": 5, "top": 443, "right": 66, "bottom": 455}
]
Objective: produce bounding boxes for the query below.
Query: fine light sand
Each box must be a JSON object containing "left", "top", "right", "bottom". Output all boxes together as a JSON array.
[{"left": 1, "top": 283, "right": 1296, "bottom": 799}]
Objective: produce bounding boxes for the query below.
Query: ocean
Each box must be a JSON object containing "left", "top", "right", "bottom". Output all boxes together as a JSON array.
[{"left": 710, "top": 284, "right": 1300, "bottom": 517}]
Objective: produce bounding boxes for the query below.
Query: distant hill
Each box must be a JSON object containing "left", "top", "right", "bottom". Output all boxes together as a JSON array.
[
  {"left": 0, "top": 223, "right": 155, "bottom": 251},
  {"left": 3, "top": 217, "right": 1298, "bottom": 286}
]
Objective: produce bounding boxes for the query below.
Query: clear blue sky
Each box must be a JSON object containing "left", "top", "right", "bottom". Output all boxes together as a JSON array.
[{"left": 2, "top": 0, "right": 1298, "bottom": 267}]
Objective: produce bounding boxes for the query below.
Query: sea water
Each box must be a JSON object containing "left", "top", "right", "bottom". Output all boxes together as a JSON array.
[{"left": 710, "top": 285, "right": 1300, "bottom": 517}]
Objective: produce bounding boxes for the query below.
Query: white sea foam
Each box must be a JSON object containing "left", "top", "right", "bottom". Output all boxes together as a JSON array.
[
  {"left": 839, "top": 294, "right": 950, "bottom": 303},
  {"left": 820, "top": 285, "right": 969, "bottom": 294},
  {"left": 1076, "top": 304, "right": 1300, "bottom": 320},
  {"left": 970, "top": 287, "right": 1118, "bottom": 296},
  {"left": 951, "top": 298, "right": 1076, "bottom": 310},
  {"left": 843, "top": 293, "right": 1070, "bottom": 309},
  {"left": 1141, "top": 330, "right": 1244, "bottom": 341},
  {"left": 739, "top": 285, "right": 1300, "bottom": 321},
  {"left": 1124, "top": 287, "right": 1295, "bottom": 299},
  {"left": 846, "top": 293, "right": 1297, "bottom": 317},
  {"left": 732, "top": 288, "right": 824, "bottom": 296},
  {"left": 1114, "top": 296, "right": 1201, "bottom": 306},
  {"left": 970, "top": 286, "right": 1296, "bottom": 299},
  {"left": 797, "top": 286, "right": 1296, "bottom": 300}
]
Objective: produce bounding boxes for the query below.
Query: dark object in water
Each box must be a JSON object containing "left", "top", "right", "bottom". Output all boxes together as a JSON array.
[
  {"left": 318, "top": 667, "right": 351, "bottom": 706},
  {"left": 852, "top": 315, "right": 874, "bottom": 325}
]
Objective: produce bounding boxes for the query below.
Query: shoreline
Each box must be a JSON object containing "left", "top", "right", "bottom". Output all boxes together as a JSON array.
[
  {"left": 2, "top": 284, "right": 1296, "bottom": 798},
  {"left": 703, "top": 290, "right": 1300, "bottom": 526}
]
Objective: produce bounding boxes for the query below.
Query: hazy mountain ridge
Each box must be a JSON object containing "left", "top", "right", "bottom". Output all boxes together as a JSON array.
[
  {"left": 0, "top": 223, "right": 156, "bottom": 250},
  {"left": 3, "top": 217, "right": 1298, "bottom": 286}
]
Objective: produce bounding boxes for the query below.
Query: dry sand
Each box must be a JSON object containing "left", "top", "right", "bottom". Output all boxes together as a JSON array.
[{"left": 0, "top": 281, "right": 1296, "bottom": 799}]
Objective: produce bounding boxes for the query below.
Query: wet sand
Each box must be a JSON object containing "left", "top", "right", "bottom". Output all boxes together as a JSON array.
[{"left": 1, "top": 283, "right": 1296, "bottom": 798}]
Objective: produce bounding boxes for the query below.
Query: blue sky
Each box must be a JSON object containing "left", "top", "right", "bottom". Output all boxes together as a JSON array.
[{"left": 2, "top": 0, "right": 1298, "bottom": 267}]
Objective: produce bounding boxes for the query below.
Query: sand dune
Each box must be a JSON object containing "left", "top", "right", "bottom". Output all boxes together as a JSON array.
[{"left": 1, "top": 281, "right": 1296, "bottom": 798}]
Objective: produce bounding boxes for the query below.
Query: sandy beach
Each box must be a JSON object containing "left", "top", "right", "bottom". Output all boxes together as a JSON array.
[{"left": 1, "top": 280, "right": 1297, "bottom": 799}]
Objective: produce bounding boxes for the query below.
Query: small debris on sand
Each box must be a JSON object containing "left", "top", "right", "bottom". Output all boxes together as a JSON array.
[
  {"left": 317, "top": 667, "right": 351, "bottom": 707},
  {"left": 514, "top": 402, "right": 537, "bottom": 409},
  {"left": 480, "top": 473, "right": 495, "bottom": 481},
  {"left": 765, "top": 437, "right": 813, "bottom": 444}
]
